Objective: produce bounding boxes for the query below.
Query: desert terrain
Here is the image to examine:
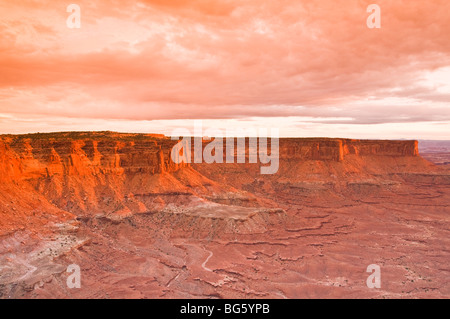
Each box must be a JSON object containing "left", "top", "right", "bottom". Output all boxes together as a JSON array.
[{"left": 0, "top": 132, "right": 449, "bottom": 298}]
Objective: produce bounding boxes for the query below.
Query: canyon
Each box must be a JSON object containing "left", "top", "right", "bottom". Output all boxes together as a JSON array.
[{"left": 0, "top": 132, "right": 449, "bottom": 298}]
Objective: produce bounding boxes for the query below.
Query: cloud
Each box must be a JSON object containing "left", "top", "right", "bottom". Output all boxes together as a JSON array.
[{"left": 0, "top": 0, "right": 449, "bottom": 137}]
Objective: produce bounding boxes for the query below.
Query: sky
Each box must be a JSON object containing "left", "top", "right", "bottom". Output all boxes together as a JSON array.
[{"left": 0, "top": 0, "right": 449, "bottom": 139}]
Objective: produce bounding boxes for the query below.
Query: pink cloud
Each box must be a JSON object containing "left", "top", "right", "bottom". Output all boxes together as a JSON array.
[{"left": 0, "top": 0, "right": 449, "bottom": 137}]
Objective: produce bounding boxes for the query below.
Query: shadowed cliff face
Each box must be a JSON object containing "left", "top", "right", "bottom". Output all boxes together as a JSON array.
[
  {"left": 184, "top": 137, "right": 419, "bottom": 163},
  {"left": 0, "top": 132, "right": 449, "bottom": 299},
  {"left": 279, "top": 138, "right": 418, "bottom": 161}
]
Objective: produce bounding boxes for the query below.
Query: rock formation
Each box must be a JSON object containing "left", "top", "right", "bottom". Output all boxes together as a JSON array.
[{"left": 0, "top": 132, "right": 448, "bottom": 299}]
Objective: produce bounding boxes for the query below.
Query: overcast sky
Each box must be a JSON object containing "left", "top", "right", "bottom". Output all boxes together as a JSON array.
[{"left": 0, "top": 0, "right": 449, "bottom": 139}]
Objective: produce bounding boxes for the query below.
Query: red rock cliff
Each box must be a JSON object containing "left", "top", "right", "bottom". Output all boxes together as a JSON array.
[
  {"left": 279, "top": 138, "right": 419, "bottom": 162},
  {"left": 0, "top": 132, "right": 186, "bottom": 182},
  {"left": 0, "top": 132, "right": 192, "bottom": 218},
  {"left": 0, "top": 132, "right": 425, "bottom": 217},
  {"left": 0, "top": 133, "right": 421, "bottom": 183},
  {"left": 190, "top": 137, "right": 419, "bottom": 162}
]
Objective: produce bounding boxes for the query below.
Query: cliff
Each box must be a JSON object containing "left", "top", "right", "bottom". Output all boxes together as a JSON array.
[
  {"left": 252, "top": 138, "right": 418, "bottom": 162},
  {"left": 187, "top": 137, "right": 419, "bottom": 163},
  {"left": 1, "top": 133, "right": 448, "bottom": 300},
  {"left": 0, "top": 132, "right": 186, "bottom": 183},
  {"left": 279, "top": 138, "right": 418, "bottom": 161},
  {"left": 0, "top": 134, "right": 420, "bottom": 183},
  {"left": 0, "top": 132, "right": 200, "bottom": 230},
  {"left": 0, "top": 132, "right": 435, "bottom": 236}
]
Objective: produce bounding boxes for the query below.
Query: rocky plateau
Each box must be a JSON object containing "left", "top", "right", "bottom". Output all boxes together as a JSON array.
[{"left": 0, "top": 132, "right": 449, "bottom": 299}]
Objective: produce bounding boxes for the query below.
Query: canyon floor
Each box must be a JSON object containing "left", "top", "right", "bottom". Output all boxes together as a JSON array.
[{"left": 0, "top": 133, "right": 449, "bottom": 299}]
